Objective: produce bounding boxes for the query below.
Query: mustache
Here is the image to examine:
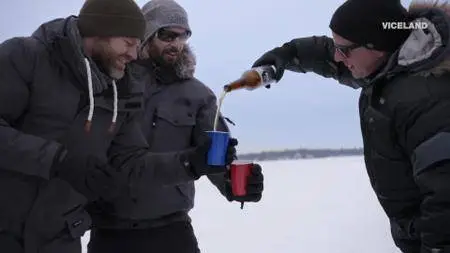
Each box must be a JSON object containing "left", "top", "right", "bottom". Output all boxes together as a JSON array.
[{"left": 162, "top": 47, "right": 180, "bottom": 54}]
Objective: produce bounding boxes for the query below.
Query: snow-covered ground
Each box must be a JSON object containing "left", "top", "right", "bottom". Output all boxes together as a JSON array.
[{"left": 81, "top": 156, "right": 402, "bottom": 253}]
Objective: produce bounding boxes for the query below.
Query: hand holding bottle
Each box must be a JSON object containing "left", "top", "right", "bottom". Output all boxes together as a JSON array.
[
  {"left": 223, "top": 65, "right": 277, "bottom": 92},
  {"left": 252, "top": 43, "right": 297, "bottom": 83}
]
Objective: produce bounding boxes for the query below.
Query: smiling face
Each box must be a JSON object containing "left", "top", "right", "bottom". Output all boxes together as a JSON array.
[
  {"left": 332, "top": 32, "right": 388, "bottom": 79},
  {"left": 90, "top": 37, "right": 141, "bottom": 79},
  {"left": 144, "top": 26, "right": 191, "bottom": 65}
]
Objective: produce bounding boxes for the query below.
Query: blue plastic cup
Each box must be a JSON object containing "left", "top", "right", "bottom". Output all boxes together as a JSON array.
[{"left": 206, "top": 131, "right": 230, "bottom": 166}]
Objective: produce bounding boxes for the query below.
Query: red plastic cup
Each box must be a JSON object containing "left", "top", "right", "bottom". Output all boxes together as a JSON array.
[{"left": 230, "top": 160, "right": 253, "bottom": 196}]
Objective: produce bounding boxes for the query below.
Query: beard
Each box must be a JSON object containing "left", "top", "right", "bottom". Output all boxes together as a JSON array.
[
  {"left": 91, "top": 40, "right": 125, "bottom": 79},
  {"left": 148, "top": 43, "right": 182, "bottom": 67},
  {"left": 142, "top": 41, "right": 195, "bottom": 83}
]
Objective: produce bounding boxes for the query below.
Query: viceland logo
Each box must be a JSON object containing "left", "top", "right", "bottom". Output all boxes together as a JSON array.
[{"left": 382, "top": 21, "right": 429, "bottom": 30}]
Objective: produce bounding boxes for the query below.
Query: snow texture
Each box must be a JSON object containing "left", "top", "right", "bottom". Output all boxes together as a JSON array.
[{"left": 81, "top": 156, "right": 402, "bottom": 253}]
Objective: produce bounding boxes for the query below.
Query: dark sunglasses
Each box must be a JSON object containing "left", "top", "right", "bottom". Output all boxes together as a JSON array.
[
  {"left": 334, "top": 43, "right": 362, "bottom": 58},
  {"left": 156, "top": 28, "right": 191, "bottom": 43}
]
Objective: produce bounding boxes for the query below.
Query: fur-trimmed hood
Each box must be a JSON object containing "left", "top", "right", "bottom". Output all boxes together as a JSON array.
[
  {"left": 378, "top": 0, "right": 450, "bottom": 79},
  {"left": 168, "top": 43, "right": 196, "bottom": 80}
]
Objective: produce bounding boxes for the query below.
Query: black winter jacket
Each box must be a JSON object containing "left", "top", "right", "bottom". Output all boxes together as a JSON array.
[
  {"left": 266, "top": 6, "right": 450, "bottom": 253},
  {"left": 0, "top": 16, "right": 196, "bottom": 251}
]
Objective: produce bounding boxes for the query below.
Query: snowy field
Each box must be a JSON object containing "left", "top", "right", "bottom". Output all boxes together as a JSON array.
[{"left": 81, "top": 156, "right": 402, "bottom": 253}]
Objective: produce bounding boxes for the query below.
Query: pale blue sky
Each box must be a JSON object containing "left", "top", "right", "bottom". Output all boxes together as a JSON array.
[{"left": 0, "top": 0, "right": 414, "bottom": 153}]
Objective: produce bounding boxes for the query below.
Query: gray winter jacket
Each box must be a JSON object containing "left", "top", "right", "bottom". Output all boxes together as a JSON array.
[
  {"left": 93, "top": 44, "right": 231, "bottom": 228},
  {"left": 0, "top": 16, "right": 197, "bottom": 250}
]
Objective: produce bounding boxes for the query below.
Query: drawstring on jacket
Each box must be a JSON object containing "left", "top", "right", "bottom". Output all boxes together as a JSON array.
[{"left": 83, "top": 58, "right": 118, "bottom": 133}]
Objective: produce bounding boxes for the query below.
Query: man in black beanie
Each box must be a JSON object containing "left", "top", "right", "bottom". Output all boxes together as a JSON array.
[
  {"left": 0, "top": 0, "right": 238, "bottom": 252},
  {"left": 251, "top": 0, "right": 450, "bottom": 252}
]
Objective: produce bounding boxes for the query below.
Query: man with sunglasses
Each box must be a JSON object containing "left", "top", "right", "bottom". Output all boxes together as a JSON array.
[
  {"left": 251, "top": 0, "right": 450, "bottom": 252},
  {"left": 86, "top": 1, "right": 265, "bottom": 253}
]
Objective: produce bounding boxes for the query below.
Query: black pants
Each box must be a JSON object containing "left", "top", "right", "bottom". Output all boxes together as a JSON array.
[{"left": 87, "top": 221, "right": 201, "bottom": 253}]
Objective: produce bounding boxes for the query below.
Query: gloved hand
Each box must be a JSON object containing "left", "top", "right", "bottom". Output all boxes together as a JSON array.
[
  {"left": 252, "top": 42, "right": 297, "bottom": 87},
  {"left": 51, "top": 149, "right": 127, "bottom": 201},
  {"left": 225, "top": 163, "right": 264, "bottom": 202},
  {"left": 186, "top": 136, "right": 238, "bottom": 179}
]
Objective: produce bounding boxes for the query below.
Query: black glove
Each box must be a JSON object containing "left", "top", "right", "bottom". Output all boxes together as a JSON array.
[
  {"left": 225, "top": 163, "right": 264, "bottom": 202},
  {"left": 186, "top": 136, "right": 238, "bottom": 179},
  {"left": 51, "top": 150, "right": 127, "bottom": 201},
  {"left": 252, "top": 42, "right": 297, "bottom": 86}
]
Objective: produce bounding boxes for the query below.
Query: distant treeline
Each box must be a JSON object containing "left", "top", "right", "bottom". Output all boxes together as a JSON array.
[{"left": 236, "top": 148, "right": 364, "bottom": 161}]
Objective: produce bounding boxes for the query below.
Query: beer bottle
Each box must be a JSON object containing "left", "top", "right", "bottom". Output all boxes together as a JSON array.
[{"left": 223, "top": 65, "right": 277, "bottom": 92}]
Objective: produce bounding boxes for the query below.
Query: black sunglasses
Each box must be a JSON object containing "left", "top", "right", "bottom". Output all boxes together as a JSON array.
[
  {"left": 156, "top": 28, "right": 191, "bottom": 43},
  {"left": 334, "top": 43, "right": 362, "bottom": 57}
]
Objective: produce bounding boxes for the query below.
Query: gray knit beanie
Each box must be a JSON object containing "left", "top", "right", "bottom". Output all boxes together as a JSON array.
[{"left": 141, "top": 0, "right": 191, "bottom": 45}]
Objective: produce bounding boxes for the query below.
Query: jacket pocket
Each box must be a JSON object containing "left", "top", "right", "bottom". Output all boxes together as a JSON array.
[
  {"left": 23, "top": 179, "right": 91, "bottom": 253},
  {"left": 150, "top": 105, "right": 196, "bottom": 151},
  {"left": 156, "top": 105, "right": 196, "bottom": 126},
  {"left": 363, "top": 106, "right": 400, "bottom": 159},
  {"left": 63, "top": 206, "right": 91, "bottom": 240},
  {"left": 363, "top": 107, "right": 409, "bottom": 193},
  {"left": 36, "top": 207, "right": 90, "bottom": 253}
]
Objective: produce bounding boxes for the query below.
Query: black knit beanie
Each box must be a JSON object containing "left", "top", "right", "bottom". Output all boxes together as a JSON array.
[
  {"left": 78, "top": 0, "right": 146, "bottom": 40},
  {"left": 329, "top": 0, "right": 412, "bottom": 52}
]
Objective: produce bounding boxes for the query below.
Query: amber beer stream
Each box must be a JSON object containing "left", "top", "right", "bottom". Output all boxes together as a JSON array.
[{"left": 213, "top": 90, "right": 227, "bottom": 131}]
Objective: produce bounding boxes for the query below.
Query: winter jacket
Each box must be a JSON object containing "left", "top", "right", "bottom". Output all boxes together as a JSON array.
[
  {"left": 91, "top": 45, "right": 231, "bottom": 229},
  {"left": 0, "top": 16, "right": 196, "bottom": 252},
  {"left": 267, "top": 4, "right": 450, "bottom": 253}
]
